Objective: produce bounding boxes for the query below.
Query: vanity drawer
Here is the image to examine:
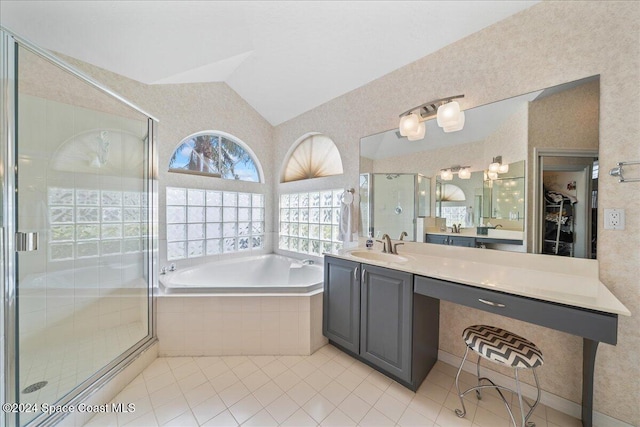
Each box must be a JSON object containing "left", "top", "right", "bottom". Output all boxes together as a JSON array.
[{"left": 414, "top": 275, "right": 618, "bottom": 344}]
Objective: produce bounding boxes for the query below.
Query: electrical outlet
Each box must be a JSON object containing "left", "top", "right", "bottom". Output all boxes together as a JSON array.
[{"left": 604, "top": 208, "right": 625, "bottom": 230}]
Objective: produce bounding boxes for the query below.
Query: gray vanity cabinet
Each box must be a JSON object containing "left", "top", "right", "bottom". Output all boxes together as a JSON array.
[
  {"left": 323, "top": 257, "right": 361, "bottom": 354},
  {"left": 323, "top": 255, "right": 439, "bottom": 390},
  {"left": 360, "top": 264, "right": 413, "bottom": 383},
  {"left": 426, "top": 233, "right": 476, "bottom": 247}
]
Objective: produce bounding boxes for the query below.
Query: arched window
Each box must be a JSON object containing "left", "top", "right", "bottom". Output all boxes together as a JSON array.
[
  {"left": 169, "top": 131, "right": 263, "bottom": 183},
  {"left": 281, "top": 133, "right": 343, "bottom": 183}
]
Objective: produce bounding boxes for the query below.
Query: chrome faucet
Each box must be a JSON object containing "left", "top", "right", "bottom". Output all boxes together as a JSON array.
[
  {"left": 376, "top": 234, "right": 393, "bottom": 253},
  {"left": 392, "top": 241, "right": 404, "bottom": 254},
  {"left": 301, "top": 259, "right": 315, "bottom": 265},
  {"left": 399, "top": 231, "right": 408, "bottom": 241},
  {"left": 376, "top": 234, "right": 403, "bottom": 254}
]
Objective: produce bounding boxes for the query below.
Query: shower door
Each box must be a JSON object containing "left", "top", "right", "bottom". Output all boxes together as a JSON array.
[
  {"left": 371, "top": 174, "right": 417, "bottom": 241},
  {"left": 2, "top": 30, "right": 157, "bottom": 426}
]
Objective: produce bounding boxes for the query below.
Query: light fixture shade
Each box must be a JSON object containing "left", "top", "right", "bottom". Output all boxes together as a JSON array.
[
  {"left": 487, "top": 171, "right": 498, "bottom": 180},
  {"left": 489, "top": 161, "right": 501, "bottom": 173},
  {"left": 458, "top": 167, "right": 471, "bottom": 179},
  {"left": 407, "top": 121, "right": 426, "bottom": 141},
  {"left": 440, "top": 169, "right": 453, "bottom": 181},
  {"left": 399, "top": 113, "right": 420, "bottom": 136},
  {"left": 443, "top": 111, "right": 465, "bottom": 133},
  {"left": 437, "top": 101, "right": 461, "bottom": 128},
  {"left": 498, "top": 163, "right": 509, "bottom": 174}
]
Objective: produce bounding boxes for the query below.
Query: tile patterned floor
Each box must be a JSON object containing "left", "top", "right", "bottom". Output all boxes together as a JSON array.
[
  {"left": 21, "top": 321, "right": 147, "bottom": 425},
  {"left": 84, "top": 345, "right": 581, "bottom": 427}
]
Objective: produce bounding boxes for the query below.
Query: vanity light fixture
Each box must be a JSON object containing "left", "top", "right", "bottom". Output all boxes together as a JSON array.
[
  {"left": 398, "top": 94, "right": 465, "bottom": 140},
  {"left": 440, "top": 165, "right": 471, "bottom": 181},
  {"left": 458, "top": 167, "right": 471, "bottom": 179},
  {"left": 488, "top": 155, "right": 509, "bottom": 176},
  {"left": 437, "top": 101, "right": 466, "bottom": 133},
  {"left": 440, "top": 169, "right": 454, "bottom": 181}
]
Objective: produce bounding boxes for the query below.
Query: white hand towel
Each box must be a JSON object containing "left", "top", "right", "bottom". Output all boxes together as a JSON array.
[{"left": 338, "top": 193, "right": 359, "bottom": 242}]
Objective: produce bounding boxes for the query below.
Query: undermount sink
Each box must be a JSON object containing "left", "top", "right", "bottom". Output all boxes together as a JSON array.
[{"left": 349, "top": 251, "right": 409, "bottom": 263}]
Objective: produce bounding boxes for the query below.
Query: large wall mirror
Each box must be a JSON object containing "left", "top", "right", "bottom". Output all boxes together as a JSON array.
[{"left": 359, "top": 75, "right": 599, "bottom": 258}]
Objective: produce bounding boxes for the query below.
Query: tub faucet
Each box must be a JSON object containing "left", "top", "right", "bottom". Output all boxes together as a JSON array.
[
  {"left": 169, "top": 263, "right": 176, "bottom": 272},
  {"left": 160, "top": 266, "right": 167, "bottom": 275},
  {"left": 399, "top": 231, "right": 408, "bottom": 241},
  {"left": 301, "top": 259, "right": 315, "bottom": 265},
  {"left": 376, "top": 234, "right": 392, "bottom": 253}
]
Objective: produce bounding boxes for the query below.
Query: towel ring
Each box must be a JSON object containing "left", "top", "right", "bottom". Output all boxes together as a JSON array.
[{"left": 340, "top": 188, "right": 355, "bottom": 204}]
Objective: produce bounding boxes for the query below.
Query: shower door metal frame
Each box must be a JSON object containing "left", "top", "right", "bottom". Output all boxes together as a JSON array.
[
  {"left": 1, "top": 26, "right": 18, "bottom": 427},
  {"left": 1, "top": 26, "right": 159, "bottom": 426}
]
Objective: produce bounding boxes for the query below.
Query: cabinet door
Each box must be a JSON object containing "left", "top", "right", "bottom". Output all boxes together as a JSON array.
[
  {"left": 360, "top": 264, "right": 413, "bottom": 382},
  {"left": 426, "top": 234, "right": 448, "bottom": 245},
  {"left": 323, "top": 256, "right": 361, "bottom": 353},
  {"left": 448, "top": 236, "right": 476, "bottom": 247}
]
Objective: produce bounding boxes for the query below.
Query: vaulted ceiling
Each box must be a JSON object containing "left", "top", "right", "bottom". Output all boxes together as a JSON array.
[{"left": 0, "top": 1, "right": 537, "bottom": 125}]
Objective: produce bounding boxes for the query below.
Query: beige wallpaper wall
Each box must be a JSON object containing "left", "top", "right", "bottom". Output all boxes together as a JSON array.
[{"left": 273, "top": 2, "right": 639, "bottom": 424}]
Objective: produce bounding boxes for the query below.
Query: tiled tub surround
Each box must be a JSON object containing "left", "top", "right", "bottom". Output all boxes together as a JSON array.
[{"left": 157, "top": 294, "right": 326, "bottom": 357}]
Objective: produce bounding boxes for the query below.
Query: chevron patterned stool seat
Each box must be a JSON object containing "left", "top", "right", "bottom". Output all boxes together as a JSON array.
[
  {"left": 454, "top": 325, "right": 543, "bottom": 427},
  {"left": 462, "top": 325, "right": 543, "bottom": 369}
]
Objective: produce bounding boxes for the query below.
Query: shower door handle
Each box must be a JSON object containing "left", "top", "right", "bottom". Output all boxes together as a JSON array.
[{"left": 16, "top": 232, "right": 39, "bottom": 252}]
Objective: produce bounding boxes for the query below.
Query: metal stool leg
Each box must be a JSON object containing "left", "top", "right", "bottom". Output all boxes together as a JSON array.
[
  {"left": 475, "top": 354, "right": 483, "bottom": 400},
  {"left": 514, "top": 367, "right": 542, "bottom": 427},
  {"left": 454, "top": 346, "right": 470, "bottom": 418}
]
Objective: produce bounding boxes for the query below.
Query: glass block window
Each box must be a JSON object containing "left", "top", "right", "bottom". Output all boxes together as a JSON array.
[
  {"left": 48, "top": 187, "right": 147, "bottom": 261},
  {"left": 279, "top": 190, "right": 343, "bottom": 255},
  {"left": 169, "top": 132, "right": 262, "bottom": 182},
  {"left": 166, "top": 187, "right": 264, "bottom": 260},
  {"left": 441, "top": 206, "right": 468, "bottom": 227}
]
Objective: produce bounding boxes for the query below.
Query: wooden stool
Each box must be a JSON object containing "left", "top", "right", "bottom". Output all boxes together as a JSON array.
[{"left": 454, "top": 325, "right": 543, "bottom": 427}]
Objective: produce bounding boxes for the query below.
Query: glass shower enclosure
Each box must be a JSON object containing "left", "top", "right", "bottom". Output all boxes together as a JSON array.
[{"left": 1, "top": 28, "right": 157, "bottom": 425}]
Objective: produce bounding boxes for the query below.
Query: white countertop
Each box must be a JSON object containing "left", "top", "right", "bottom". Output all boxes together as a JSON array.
[
  {"left": 330, "top": 243, "right": 630, "bottom": 316},
  {"left": 425, "top": 228, "right": 524, "bottom": 241}
]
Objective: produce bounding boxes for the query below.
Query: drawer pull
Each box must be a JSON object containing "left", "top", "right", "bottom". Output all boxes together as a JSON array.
[{"left": 478, "top": 298, "right": 505, "bottom": 308}]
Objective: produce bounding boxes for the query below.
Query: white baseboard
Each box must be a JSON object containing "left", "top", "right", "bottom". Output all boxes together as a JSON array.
[{"left": 438, "top": 350, "right": 632, "bottom": 427}]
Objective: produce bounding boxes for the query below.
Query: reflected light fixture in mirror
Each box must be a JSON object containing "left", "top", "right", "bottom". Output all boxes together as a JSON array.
[
  {"left": 398, "top": 94, "right": 465, "bottom": 140},
  {"left": 440, "top": 165, "right": 471, "bottom": 181},
  {"left": 489, "top": 155, "right": 509, "bottom": 175}
]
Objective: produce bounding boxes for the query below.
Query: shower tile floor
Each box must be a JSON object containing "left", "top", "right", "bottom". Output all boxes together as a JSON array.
[
  {"left": 20, "top": 321, "right": 148, "bottom": 425},
  {"left": 84, "top": 345, "right": 580, "bottom": 427}
]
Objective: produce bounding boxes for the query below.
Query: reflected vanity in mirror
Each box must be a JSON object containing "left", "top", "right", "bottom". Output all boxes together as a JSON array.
[{"left": 360, "top": 75, "right": 599, "bottom": 257}]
